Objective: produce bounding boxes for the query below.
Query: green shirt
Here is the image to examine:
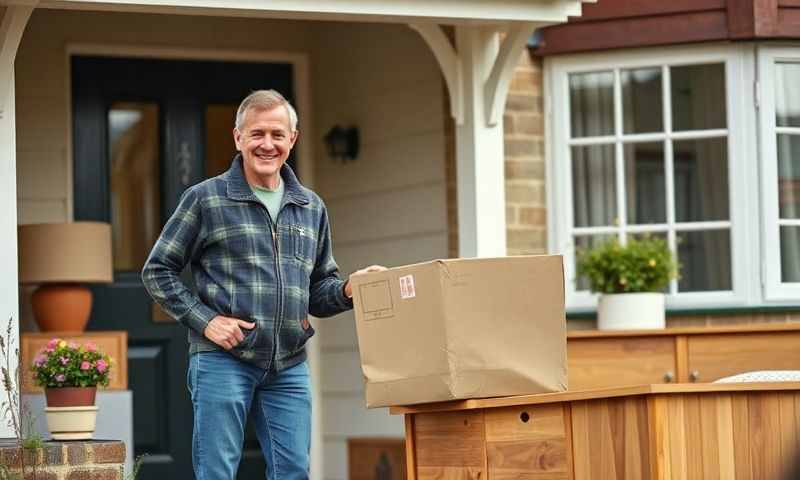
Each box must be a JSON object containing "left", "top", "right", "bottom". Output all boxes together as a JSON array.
[{"left": 251, "top": 178, "right": 285, "bottom": 223}]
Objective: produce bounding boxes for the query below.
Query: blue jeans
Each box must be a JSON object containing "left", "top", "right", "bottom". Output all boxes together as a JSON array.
[{"left": 187, "top": 351, "right": 311, "bottom": 480}]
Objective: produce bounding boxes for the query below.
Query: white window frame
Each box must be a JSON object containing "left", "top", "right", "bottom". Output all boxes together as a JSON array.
[
  {"left": 545, "top": 44, "right": 761, "bottom": 312},
  {"left": 758, "top": 45, "right": 800, "bottom": 302}
]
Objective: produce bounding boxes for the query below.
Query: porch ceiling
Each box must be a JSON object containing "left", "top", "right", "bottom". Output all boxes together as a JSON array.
[{"left": 10, "top": 0, "right": 596, "bottom": 25}]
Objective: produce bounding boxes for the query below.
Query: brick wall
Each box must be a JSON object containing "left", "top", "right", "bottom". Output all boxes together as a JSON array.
[
  {"left": 0, "top": 440, "right": 126, "bottom": 480},
  {"left": 444, "top": 49, "right": 547, "bottom": 258},
  {"left": 504, "top": 51, "right": 547, "bottom": 256}
]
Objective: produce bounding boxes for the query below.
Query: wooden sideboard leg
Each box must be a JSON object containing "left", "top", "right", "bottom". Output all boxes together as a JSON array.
[{"left": 404, "top": 414, "right": 417, "bottom": 480}]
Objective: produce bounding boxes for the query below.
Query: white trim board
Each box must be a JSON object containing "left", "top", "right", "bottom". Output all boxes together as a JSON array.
[{"left": 35, "top": 0, "right": 594, "bottom": 25}]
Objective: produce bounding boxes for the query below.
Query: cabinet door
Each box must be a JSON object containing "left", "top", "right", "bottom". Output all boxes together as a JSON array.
[
  {"left": 687, "top": 332, "right": 800, "bottom": 382},
  {"left": 568, "top": 337, "right": 677, "bottom": 390}
]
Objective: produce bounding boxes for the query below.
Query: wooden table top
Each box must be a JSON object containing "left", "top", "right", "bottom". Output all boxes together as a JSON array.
[
  {"left": 567, "top": 322, "right": 800, "bottom": 339},
  {"left": 389, "top": 382, "right": 800, "bottom": 414}
]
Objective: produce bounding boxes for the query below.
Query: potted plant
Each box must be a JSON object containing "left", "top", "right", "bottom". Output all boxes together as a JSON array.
[
  {"left": 576, "top": 237, "right": 678, "bottom": 330},
  {"left": 30, "top": 338, "right": 112, "bottom": 440}
]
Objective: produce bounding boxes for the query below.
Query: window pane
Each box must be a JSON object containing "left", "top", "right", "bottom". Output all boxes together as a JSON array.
[
  {"left": 677, "top": 230, "right": 732, "bottom": 291},
  {"left": 206, "top": 104, "right": 238, "bottom": 178},
  {"left": 671, "top": 63, "right": 726, "bottom": 131},
  {"left": 569, "top": 71, "right": 614, "bottom": 138},
  {"left": 574, "top": 234, "right": 616, "bottom": 291},
  {"left": 776, "top": 62, "right": 800, "bottom": 128},
  {"left": 778, "top": 134, "right": 800, "bottom": 219},
  {"left": 781, "top": 226, "right": 800, "bottom": 282},
  {"left": 108, "top": 102, "right": 160, "bottom": 272},
  {"left": 674, "top": 138, "right": 729, "bottom": 222},
  {"left": 625, "top": 142, "right": 666, "bottom": 224},
  {"left": 572, "top": 144, "right": 616, "bottom": 227},
  {"left": 622, "top": 67, "right": 663, "bottom": 134}
]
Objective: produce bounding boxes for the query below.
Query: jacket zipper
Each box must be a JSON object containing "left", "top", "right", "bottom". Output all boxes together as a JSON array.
[{"left": 267, "top": 209, "right": 283, "bottom": 372}]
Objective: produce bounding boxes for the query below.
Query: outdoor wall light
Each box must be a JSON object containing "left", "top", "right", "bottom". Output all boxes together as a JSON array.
[{"left": 324, "top": 125, "right": 359, "bottom": 162}]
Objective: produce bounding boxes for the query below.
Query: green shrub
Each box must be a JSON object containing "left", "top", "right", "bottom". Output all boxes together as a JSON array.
[{"left": 576, "top": 237, "right": 678, "bottom": 294}]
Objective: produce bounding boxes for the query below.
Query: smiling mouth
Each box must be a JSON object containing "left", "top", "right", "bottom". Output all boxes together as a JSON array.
[{"left": 256, "top": 152, "right": 279, "bottom": 161}]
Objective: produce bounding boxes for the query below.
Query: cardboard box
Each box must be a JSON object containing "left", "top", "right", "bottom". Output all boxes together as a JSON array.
[{"left": 351, "top": 255, "right": 567, "bottom": 408}]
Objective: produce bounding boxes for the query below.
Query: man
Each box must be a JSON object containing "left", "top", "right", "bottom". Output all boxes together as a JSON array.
[{"left": 142, "top": 89, "right": 384, "bottom": 479}]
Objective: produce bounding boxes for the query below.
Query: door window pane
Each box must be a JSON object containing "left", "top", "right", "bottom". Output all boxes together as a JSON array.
[
  {"left": 677, "top": 230, "right": 732, "bottom": 291},
  {"left": 781, "top": 226, "right": 800, "bottom": 282},
  {"left": 625, "top": 142, "right": 666, "bottom": 224},
  {"left": 671, "top": 64, "right": 727, "bottom": 131},
  {"left": 776, "top": 62, "right": 800, "bottom": 128},
  {"left": 778, "top": 134, "right": 800, "bottom": 219},
  {"left": 569, "top": 71, "right": 614, "bottom": 138},
  {"left": 622, "top": 67, "right": 663, "bottom": 134},
  {"left": 674, "top": 138, "right": 729, "bottom": 222},
  {"left": 572, "top": 144, "right": 616, "bottom": 227},
  {"left": 108, "top": 102, "right": 160, "bottom": 272},
  {"left": 206, "top": 104, "right": 239, "bottom": 178}
]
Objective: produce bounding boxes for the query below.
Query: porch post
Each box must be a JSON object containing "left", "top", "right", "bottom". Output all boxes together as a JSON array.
[
  {"left": 0, "top": 4, "right": 33, "bottom": 440},
  {"left": 412, "top": 22, "right": 538, "bottom": 257}
]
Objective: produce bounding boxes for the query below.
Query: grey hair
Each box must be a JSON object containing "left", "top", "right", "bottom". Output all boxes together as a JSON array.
[{"left": 235, "top": 89, "right": 298, "bottom": 132}]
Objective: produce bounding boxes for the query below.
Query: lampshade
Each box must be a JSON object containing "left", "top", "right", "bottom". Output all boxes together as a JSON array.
[{"left": 18, "top": 222, "right": 113, "bottom": 284}]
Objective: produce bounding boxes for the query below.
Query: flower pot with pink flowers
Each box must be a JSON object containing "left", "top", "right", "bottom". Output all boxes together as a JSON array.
[{"left": 31, "top": 338, "right": 112, "bottom": 440}]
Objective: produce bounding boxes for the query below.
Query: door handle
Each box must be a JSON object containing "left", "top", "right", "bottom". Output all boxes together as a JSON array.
[
  {"left": 663, "top": 371, "right": 675, "bottom": 383},
  {"left": 690, "top": 370, "right": 701, "bottom": 382}
]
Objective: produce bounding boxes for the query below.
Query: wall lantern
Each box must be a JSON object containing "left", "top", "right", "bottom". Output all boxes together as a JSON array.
[{"left": 324, "top": 125, "right": 359, "bottom": 163}]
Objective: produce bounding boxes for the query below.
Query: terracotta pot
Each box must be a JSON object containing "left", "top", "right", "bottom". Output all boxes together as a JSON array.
[
  {"left": 32, "top": 284, "right": 92, "bottom": 332},
  {"left": 45, "top": 386, "right": 97, "bottom": 407}
]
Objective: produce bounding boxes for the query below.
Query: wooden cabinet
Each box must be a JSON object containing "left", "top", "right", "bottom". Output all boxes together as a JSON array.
[
  {"left": 567, "top": 324, "right": 800, "bottom": 390},
  {"left": 396, "top": 383, "right": 800, "bottom": 480},
  {"left": 568, "top": 336, "right": 675, "bottom": 389}
]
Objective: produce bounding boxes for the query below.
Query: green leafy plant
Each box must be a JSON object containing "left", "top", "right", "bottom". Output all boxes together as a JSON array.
[
  {"left": 576, "top": 237, "right": 679, "bottom": 294},
  {"left": 31, "top": 339, "right": 112, "bottom": 388}
]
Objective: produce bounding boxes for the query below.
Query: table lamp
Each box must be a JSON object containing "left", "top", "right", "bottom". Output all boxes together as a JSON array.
[{"left": 18, "top": 222, "right": 113, "bottom": 332}]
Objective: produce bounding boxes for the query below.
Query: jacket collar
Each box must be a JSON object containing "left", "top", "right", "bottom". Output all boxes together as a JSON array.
[{"left": 225, "top": 154, "right": 310, "bottom": 207}]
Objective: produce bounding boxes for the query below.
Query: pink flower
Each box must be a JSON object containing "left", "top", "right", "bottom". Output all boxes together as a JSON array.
[
  {"left": 60, "top": 356, "right": 69, "bottom": 366},
  {"left": 96, "top": 359, "right": 108, "bottom": 373},
  {"left": 46, "top": 338, "right": 60, "bottom": 349},
  {"left": 68, "top": 342, "right": 79, "bottom": 350},
  {"left": 33, "top": 354, "right": 46, "bottom": 367},
  {"left": 55, "top": 374, "right": 66, "bottom": 382},
  {"left": 85, "top": 342, "right": 97, "bottom": 352},
  {"left": 80, "top": 361, "right": 91, "bottom": 371},
  {"left": 45, "top": 346, "right": 54, "bottom": 353}
]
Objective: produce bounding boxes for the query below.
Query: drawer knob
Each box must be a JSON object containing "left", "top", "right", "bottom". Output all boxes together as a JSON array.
[
  {"left": 690, "top": 370, "right": 701, "bottom": 382},
  {"left": 519, "top": 412, "right": 530, "bottom": 423},
  {"left": 663, "top": 371, "right": 675, "bottom": 383}
]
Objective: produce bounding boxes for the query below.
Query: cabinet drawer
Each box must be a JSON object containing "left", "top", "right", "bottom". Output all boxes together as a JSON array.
[
  {"left": 568, "top": 337, "right": 676, "bottom": 390},
  {"left": 688, "top": 332, "right": 800, "bottom": 382},
  {"left": 485, "top": 405, "right": 569, "bottom": 479}
]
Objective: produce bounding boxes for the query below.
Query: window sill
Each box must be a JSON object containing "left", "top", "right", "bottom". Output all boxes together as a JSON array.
[{"left": 566, "top": 304, "right": 800, "bottom": 320}]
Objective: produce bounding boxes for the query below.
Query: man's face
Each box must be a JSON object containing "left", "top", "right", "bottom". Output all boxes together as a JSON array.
[{"left": 233, "top": 105, "right": 298, "bottom": 185}]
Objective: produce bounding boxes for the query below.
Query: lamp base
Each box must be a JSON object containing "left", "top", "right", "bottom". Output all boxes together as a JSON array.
[{"left": 32, "top": 284, "right": 92, "bottom": 332}]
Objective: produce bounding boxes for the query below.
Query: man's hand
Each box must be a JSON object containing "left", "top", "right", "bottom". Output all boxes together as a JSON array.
[
  {"left": 203, "top": 315, "right": 256, "bottom": 350},
  {"left": 344, "top": 265, "right": 388, "bottom": 298}
]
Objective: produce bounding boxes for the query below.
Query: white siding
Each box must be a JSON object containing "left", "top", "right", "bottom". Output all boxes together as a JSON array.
[{"left": 311, "top": 22, "right": 446, "bottom": 480}]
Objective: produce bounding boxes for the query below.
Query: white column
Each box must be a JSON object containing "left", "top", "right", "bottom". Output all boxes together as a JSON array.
[
  {"left": 412, "top": 22, "right": 538, "bottom": 258},
  {"left": 454, "top": 26, "right": 506, "bottom": 257},
  {"left": 0, "top": 4, "right": 33, "bottom": 440}
]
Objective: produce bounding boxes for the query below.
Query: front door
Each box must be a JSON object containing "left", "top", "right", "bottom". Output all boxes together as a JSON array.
[{"left": 72, "top": 55, "right": 295, "bottom": 478}]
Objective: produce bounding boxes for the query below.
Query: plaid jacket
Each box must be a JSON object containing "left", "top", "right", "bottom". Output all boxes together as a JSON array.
[{"left": 141, "top": 155, "right": 352, "bottom": 371}]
